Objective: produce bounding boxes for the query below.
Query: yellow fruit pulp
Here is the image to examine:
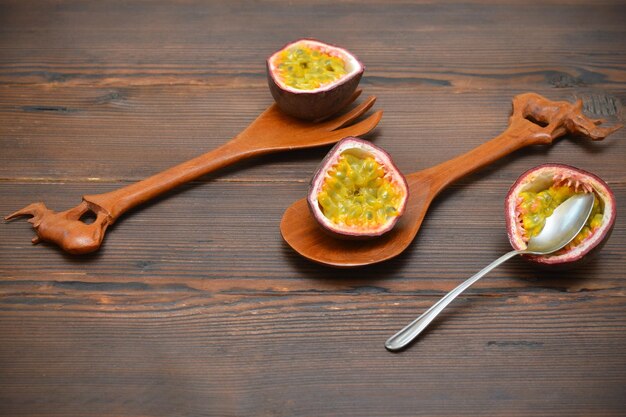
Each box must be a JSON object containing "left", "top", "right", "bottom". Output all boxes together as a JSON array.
[
  {"left": 276, "top": 45, "right": 347, "bottom": 90},
  {"left": 317, "top": 151, "right": 404, "bottom": 229},
  {"left": 518, "top": 184, "right": 603, "bottom": 249}
]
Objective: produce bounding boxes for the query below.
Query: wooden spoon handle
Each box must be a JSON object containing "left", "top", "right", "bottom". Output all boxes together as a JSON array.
[
  {"left": 83, "top": 139, "right": 258, "bottom": 221},
  {"left": 417, "top": 122, "right": 540, "bottom": 193},
  {"left": 416, "top": 92, "right": 621, "bottom": 194}
]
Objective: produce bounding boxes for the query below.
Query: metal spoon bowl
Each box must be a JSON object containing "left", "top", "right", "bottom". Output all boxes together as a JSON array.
[{"left": 385, "top": 193, "right": 595, "bottom": 352}]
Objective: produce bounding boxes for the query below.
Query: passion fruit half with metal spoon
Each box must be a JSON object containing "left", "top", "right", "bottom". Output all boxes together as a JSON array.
[
  {"left": 307, "top": 137, "right": 408, "bottom": 239},
  {"left": 266, "top": 39, "right": 364, "bottom": 121},
  {"left": 505, "top": 164, "right": 616, "bottom": 266}
]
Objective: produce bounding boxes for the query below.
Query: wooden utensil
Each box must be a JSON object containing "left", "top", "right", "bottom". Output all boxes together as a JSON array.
[
  {"left": 280, "top": 93, "right": 621, "bottom": 268},
  {"left": 5, "top": 91, "right": 382, "bottom": 254}
]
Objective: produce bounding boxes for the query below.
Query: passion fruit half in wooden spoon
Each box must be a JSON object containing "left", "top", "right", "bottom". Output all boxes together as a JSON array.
[
  {"left": 307, "top": 137, "right": 409, "bottom": 238},
  {"left": 266, "top": 39, "right": 364, "bottom": 120},
  {"left": 506, "top": 164, "right": 616, "bottom": 266}
]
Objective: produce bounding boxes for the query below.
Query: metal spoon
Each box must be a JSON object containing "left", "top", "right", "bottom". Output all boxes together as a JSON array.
[{"left": 385, "top": 193, "right": 594, "bottom": 352}]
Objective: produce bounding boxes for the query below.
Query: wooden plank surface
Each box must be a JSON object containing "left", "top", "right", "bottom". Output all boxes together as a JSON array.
[{"left": 1, "top": 0, "right": 625, "bottom": 416}]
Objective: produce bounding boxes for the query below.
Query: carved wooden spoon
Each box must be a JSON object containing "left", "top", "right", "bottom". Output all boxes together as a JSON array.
[
  {"left": 280, "top": 93, "right": 621, "bottom": 268},
  {"left": 5, "top": 91, "right": 382, "bottom": 254}
]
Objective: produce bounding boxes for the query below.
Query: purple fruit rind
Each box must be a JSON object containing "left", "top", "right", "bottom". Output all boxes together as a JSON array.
[
  {"left": 307, "top": 137, "right": 409, "bottom": 239},
  {"left": 505, "top": 163, "right": 616, "bottom": 266},
  {"left": 266, "top": 39, "right": 364, "bottom": 121}
]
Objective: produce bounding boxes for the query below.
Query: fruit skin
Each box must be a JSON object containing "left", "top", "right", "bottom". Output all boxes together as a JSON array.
[
  {"left": 505, "top": 163, "right": 616, "bottom": 266},
  {"left": 266, "top": 39, "right": 364, "bottom": 121},
  {"left": 307, "top": 137, "right": 409, "bottom": 239}
]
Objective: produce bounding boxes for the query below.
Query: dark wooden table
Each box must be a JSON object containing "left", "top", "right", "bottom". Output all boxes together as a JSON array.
[{"left": 1, "top": 1, "right": 625, "bottom": 416}]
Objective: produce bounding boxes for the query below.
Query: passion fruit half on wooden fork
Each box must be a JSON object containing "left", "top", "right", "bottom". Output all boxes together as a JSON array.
[
  {"left": 307, "top": 137, "right": 409, "bottom": 239},
  {"left": 506, "top": 164, "right": 616, "bottom": 266},
  {"left": 266, "top": 38, "right": 364, "bottom": 120}
]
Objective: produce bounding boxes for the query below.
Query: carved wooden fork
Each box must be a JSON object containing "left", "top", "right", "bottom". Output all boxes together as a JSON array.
[{"left": 5, "top": 91, "right": 382, "bottom": 254}]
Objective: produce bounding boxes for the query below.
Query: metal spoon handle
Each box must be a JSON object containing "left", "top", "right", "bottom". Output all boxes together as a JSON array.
[{"left": 385, "top": 249, "right": 524, "bottom": 351}]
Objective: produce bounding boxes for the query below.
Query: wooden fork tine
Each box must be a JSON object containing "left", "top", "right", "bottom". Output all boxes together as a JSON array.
[
  {"left": 326, "top": 109, "right": 383, "bottom": 140},
  {"left": 321, "top": 95, "right": 377, "bottom": 131}
]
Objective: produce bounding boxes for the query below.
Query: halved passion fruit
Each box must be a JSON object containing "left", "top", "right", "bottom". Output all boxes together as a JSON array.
[
  {"left": 505, "top": 164, "right": 616, "bottom": 266},
  {"left": 266, "top": 39, "right": 364, "bottom": 121},
  {"left": 307, "top": 137, "right": 409, "bottom": 238}
]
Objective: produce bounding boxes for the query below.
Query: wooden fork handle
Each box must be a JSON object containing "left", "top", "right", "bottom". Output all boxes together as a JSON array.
[
  {"left": 83, "top": 96, "right": 380, "bottom": 222},
  {"left": 417, "top": 92, "right": 622, "bottom": 194},
  {"left": 83, "top": 139, "right": 259, "bottom": 221}
]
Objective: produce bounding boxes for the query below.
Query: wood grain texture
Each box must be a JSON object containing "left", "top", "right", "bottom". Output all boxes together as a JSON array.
[{"left": 1, "top": 0, "right": 625, "bottom": 416}]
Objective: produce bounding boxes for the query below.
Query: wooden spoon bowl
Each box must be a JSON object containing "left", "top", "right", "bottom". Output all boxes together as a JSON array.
[{"left": 280, "top": 93, "right": 622, "bottom": 268}]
